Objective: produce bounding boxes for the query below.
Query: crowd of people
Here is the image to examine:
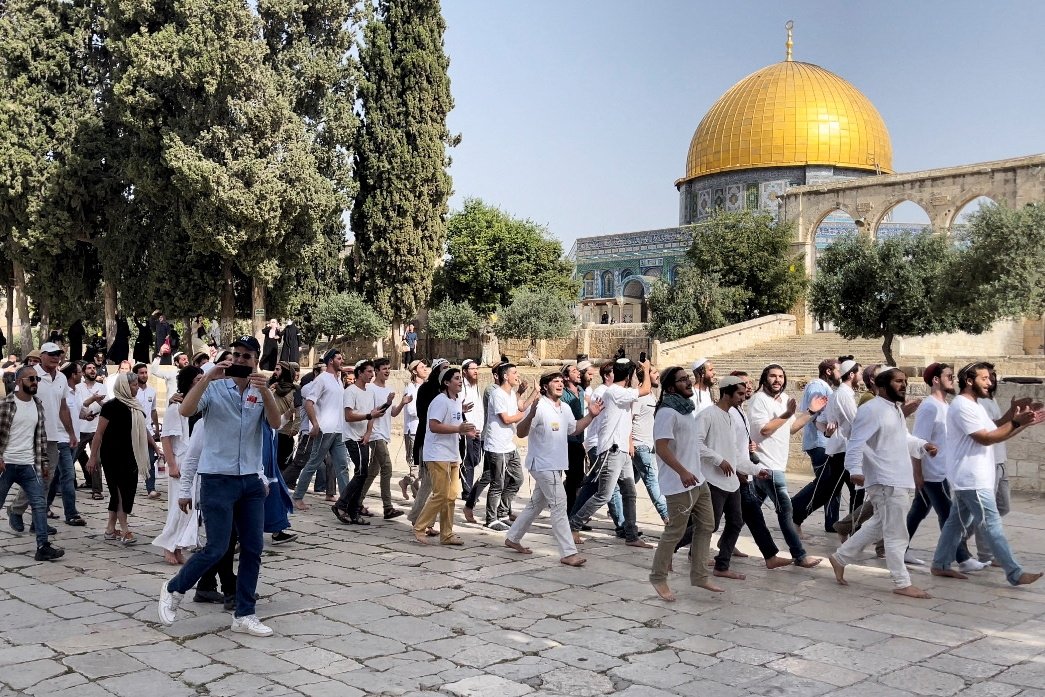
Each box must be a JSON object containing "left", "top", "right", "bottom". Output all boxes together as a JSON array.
[{"left": 1, "top": 336, "right": 1043, "bottom": 637}]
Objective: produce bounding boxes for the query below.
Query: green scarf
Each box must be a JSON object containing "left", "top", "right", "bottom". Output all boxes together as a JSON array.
[{"left": 658, "top": 392, "right": 695, "bottom": 416}]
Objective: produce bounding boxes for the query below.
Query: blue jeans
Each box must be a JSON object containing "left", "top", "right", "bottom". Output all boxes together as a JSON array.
[
  {"left": 569, "top": 449, "right": 638, "bottom": 541},
  {"left": 752, "top": 470, "right": 807, "bottom": 563},
  {"left": 144, "top": 449, "right": 157, "bottom": 493},
  {"left": 292, "top": 432, "right": 348, "bottom": 500},
  {"left": 933, "top": 488, "right": 1023, "bottom": 585},
  {"left": 168, "top": 474, "right": 266, "bottom": 616},
  {"left": 907, "top": 480, "right": 971, "bottom": 563},
  {"left": 0, "top": 463, "right": 49, "bottom": 547},
  {"left": 45, "top": 442, "right": 80, "bottom": 520},
  {"left": 632, "top": 445, "right": 668, "bottom": 520}
]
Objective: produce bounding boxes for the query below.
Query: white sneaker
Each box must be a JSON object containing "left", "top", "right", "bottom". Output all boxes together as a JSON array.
[
  {"left": 485, "top": 520, "right": 510, "bottom": 532},
  {"left": 158, "top": 579, "right": 184, "bottom": 626},
  {"left": 904, "top": 551, "right": 927, "bottom": 566},
  {"left": 958, "top": 559, "right": 987, "bottom": 572},
  {"left": 231, "top": 614, "right": 273, "bottom": 637}
]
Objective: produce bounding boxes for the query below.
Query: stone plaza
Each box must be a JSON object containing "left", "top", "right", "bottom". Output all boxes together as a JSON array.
[{"left": 1, "top": 468, "right": 1044, "bottom": 697}]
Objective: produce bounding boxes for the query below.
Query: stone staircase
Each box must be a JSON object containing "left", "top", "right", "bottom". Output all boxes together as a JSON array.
[{"left": 706, "top": 332, "right": 886, "bottom": 382}]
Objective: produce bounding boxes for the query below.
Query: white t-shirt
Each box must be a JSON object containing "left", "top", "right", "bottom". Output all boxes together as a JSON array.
[
  {"left": 135, "top": 383, "right": 157, "bottom": 421},
  {"left": 653, "top": 408, "right": 706, "bottom": 496},
  {"left": 912, "top": 397, "right": 949, "bottom": 483},
  {"left": 525, "top": 398, "right": 576, "bottom": 472},
  {"left": 460, "top": 380, "right": 485, "bottom": 430},
  {"left": 34, "top": 366, "right": 65, "bottom": 442},
  {"left": 2, "top": 396, "right": 38, "bottom": 464},
  {"left": 631, "top": 393, "right": 656, "bottom": 448},
  {"left": 583, "top": 385, "right": 606, "bottom": 451},
  {"left": 484, "top": 387, "right": 518, "bottom": 454},
  {"left": 978, "top": 397, "right": 1005, "bottom": 464},
  {"left": 367, "top": 382, "right": 393, "bottom": 442},
  {"left": 403, "top": 382, "right": 420, "bottom": 435},
  {"left": 947, "top": 396, "right": 998, "bottom": 491},
  {"left": 63, "top": 384, "right": 82, "bottom": 440},
  {"left": 75, "top": 381, "right": 107, "bottom": 434},
  {"left": 307, "top": 372, "right": 345, "bottom": 434},
  {"left": 597, "top": 384, "right": 639, "bottom": 453},
  {"left": 343, "top": 384, "right": 375, "bottom": 441},
  {"left": 690, "top": 387, "right": 714, "bottom": 416},
  {"left": 748, "top": 390, "right": 794, "bottom": 472},
  {"left": 423, "top": 393, "right": 463, "bottom": 463}
]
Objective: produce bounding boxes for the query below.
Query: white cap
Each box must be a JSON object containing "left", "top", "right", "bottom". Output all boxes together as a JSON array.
[
  {"left": 840, "top": 359, "right": 858, "bottom": 376},
  {"left": 691, "top": 358, "right": 708, "bottom": 371},
  {"left": 40, "top": 342, "right": 63, "bottom": 354},
  {"left": 576, "top": 360, "right": 592, "bottom": 371}
]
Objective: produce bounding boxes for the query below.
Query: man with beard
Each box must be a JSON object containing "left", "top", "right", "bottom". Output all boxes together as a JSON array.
[
  {"left": 829, "top": 368, "right": 936, "bottom": 599},
  {"left": 689, "top": 358, "right": 716, "bottom": 414},
  {"left": 906, "top": 364, "right": 982, "bottom": 571},
  {"left": 0, "top": 367, "right": 64, "bottom": 560},
  {"left": 931, "top": 362, "right": 1044, "bottom": 586},
  {"left": 747, "top": 364, "right": 826, "bottom": 568},
  {"left": 632, "top": 365, "right": 668, "bottom": 523},
  {"left": 133, "top": 362, "right": 162, "bottom": 499},
  {"left": 799, "top": 359, "right": 841, "bottom": 530},
  {"left": 76, "top": 361, "right": 108, "bottom": 499},
  {"left": 457, "top": 359, "right": 484, "bottom": 503}
]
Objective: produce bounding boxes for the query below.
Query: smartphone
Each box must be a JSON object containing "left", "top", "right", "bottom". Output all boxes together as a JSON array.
[
  {"left": 639, "top": 351, "right": 647, "bottom": 363},
  {"left": 225, "top": 364, "right": 253, "bottom": 378}
]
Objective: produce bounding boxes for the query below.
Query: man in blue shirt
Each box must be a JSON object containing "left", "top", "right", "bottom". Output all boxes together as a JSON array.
[
  {"left": 158, "top": 336, "right": 281, "bottom": 637},
  {"left": 798, "top": 358, "right": 840, "bottom": 531}
]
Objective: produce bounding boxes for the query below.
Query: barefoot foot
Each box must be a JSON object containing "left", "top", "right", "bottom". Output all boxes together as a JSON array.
[
  {"left": 931, "top": 567, "right": 968, "bottom": 580},
  {"left": 504, "top": 539, "right": 532, "bottom": 554},
  {"left": 651, "top": 581, "right": 676, "bottom": 602},
  {"left": 696, "top": 581, "right": 726, "bottom": 593},
  {"left": 733, "top": 549, "right": 749, "bottom": 558},
  {"left": 797, "top": 556, "right": 823, "bottom": 569},
  {"left": 463, "top": 506, "right": 477, "bottom": 524},
  {"left": 1016, "top": 572, "right": 1043, "bottom": 586},
  {"left": 829, "top": 554, "right": 848, "bottom": 586},
  {"left": 164, "top": 551, "right": 179, "bottom": 565},
  {"left": 766, "top": 556, "right": 792, "bottom": 570},
  {"left": 560, "top": 554, "right": 586, "bottom": 567},
  {"left": 412, "top": 530, "right": 430, "bottom": 545},
  {"left": 293, "top": 499, "right": 309, "bottom": 512},
  {"left": 894, "top": 585, "right": 932, "bottom": 599},
  {"left": 626, "top": 538, "right": 653, "bottom": 549},
  {"left": 713, "top": 568, "right": 746, "bottom": 580},
  {"left": 572, "top": 531, "right": 585, "bottom": 545}
]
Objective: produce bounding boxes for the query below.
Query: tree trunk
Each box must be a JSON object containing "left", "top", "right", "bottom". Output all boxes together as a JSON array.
[
  {"left": 12, "top": 261, "right": 31, "bottom": 354},
  {"left": 5, "top": 280, "right": 13, "bottom": 354},
  {"left": 38, "top": 301, "right": 50, "bottom": 352},
  {"left": 882, "top": 332, "right": 895, "bottom": 367},
  {"left": 390, "top": 321, "right": 401, "bottom": 370},
  {"left": 251, "top": 279, "right": 265, "bottom": 344},
  {"left": 103, "top": 280, "right": 117, "bottom": 351},
  {"left": 220, "top": 262, "right": 236, "bottom": 348}
]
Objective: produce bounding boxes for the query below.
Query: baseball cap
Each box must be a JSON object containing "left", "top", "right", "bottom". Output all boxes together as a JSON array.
[
  {"left": 230, "top": 336, "right": 262, "bottom": 354},
  {"left": 40, "top": 342, "right": 63, "bottom": 354}
]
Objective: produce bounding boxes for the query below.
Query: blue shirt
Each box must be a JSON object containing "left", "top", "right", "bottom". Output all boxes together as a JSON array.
[
  {"left": 800, "top": 378, "right": 832, "bottom": 451},
  {"left": 195, "top": 378, "right": 267, "bottom": 476}
]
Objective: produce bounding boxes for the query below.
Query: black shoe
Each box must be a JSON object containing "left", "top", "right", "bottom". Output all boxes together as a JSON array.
[
  {"left": 383, "top": 509, "right": 404, "bottom": 520},
  {"left": 271, "top": 530, "right": 298, "bottom": 544},
  {"left": 65, "top": 516, "right": 87, "bottom": 527},
  {"left": 30, "top": 523, "right": 58, "bottom": 535},
  {"left": 9, "top": 513, "right": 24, "bottom": 533},
  {"left": 223, "top": 592, "right": 261, "bottom": 611},
  {"left": 35, "top": 543, "right": 64, "bottom": 561},
  {"left": 193, "top": 589, "right": 225, "bottom": 603},
  {"left": 580, "top": 524, "right": 593, "bottom": 532}
]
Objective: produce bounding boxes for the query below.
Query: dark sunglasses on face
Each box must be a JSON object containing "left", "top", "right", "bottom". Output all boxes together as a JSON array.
[
  {"left": 232, "top": 352, "right": 255, "bottom": 361},
  {"left": 44, "top": 351, "right": 63, "bottom": 357},
  {"left": 21, "top": 376, "right": 41, "bottom": 383}
]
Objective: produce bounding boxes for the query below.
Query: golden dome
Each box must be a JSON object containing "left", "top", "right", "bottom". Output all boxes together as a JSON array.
[{"left": 680, "top": 60, "right": 893, "bottom": 183}]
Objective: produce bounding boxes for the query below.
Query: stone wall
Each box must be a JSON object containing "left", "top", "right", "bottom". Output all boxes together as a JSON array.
[
  {"left": 998, "top": 382, "right": 1045, "bottom": 495},
  {"left": 896, "top": 320, "right": 1026, "bottom": 362},
  {"left": 655, "top": 314, "right": 797, "bottom": 367}
]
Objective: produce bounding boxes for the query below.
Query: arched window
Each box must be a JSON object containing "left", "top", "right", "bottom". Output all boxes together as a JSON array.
[
  {"left": 601, "top": 271, "right": 615, "bottom": 297},
  {"left": 582, "top": 272, "right": 595, "bottom": 298},
  {"left": 619, "top": 268, "right": 635, "bottom": 281}
]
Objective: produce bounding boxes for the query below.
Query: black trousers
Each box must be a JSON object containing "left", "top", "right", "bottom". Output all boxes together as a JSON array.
[
  {"left": 711, "top": 485, "right": 744, "bottom": 571},
  {"left": 198, "top": 525, "right": 238, "bottom": 597},
  {"left": 564, "top": 440, "right": 587, "bottom": 515},
  {"left": 791, "top": 453, "right": 856, "bottom": 527}
]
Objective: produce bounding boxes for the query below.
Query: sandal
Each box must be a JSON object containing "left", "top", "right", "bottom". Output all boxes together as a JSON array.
[
  {"left": 92, "top": 493, "right": 104, "bottom": 500},
  {"left": 348, "top": 517, "right": 370, "bottom": 526},
  {"left": 47, "top": 510, "right": 59, "bottom": 520},
  {"left": 440, "top": 536, "right": 464, "bottom": 546},
  {"left": 358, "top": 506, "right": 373, "bottom": 517},
  {"left": 121, "top": 532, "right": 137, "bottom": 545},
  {"left": 331, "top": 505, "right": 353, "bottom": 525},
  {"left": 103, "top": 530, "right": 121, "bottom": 542}
]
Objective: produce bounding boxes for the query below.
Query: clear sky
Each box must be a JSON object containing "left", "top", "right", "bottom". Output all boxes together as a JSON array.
[{"left": 440, "top": 1, "right": 1045, "bottom": 249}]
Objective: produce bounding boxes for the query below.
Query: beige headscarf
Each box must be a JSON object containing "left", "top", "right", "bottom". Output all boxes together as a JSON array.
[{"left": 113, "top": 374, "right": 151, "bottom": 477}]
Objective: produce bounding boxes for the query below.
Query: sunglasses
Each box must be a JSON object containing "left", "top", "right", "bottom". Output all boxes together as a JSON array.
[
  {"left": 231, "top": 352, "right": 255, "bottom": 361},
  {"left": 21, "top": 376, "right": 41, "bottom": 383},
  {"left": 44, "top": 351, "right": 63, "bottom": 357}
]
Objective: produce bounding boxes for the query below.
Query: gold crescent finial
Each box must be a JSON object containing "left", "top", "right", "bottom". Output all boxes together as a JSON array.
[{"left": 785, "top": 20, "right": 794, "bottom": 61}]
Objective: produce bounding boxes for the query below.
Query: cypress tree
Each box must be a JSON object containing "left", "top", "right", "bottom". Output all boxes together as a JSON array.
[{"left": 351, "top": 0, "right": 458, "bottom": 325}]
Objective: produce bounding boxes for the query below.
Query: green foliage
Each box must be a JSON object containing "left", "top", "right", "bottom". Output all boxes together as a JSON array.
[
  {"left": 427, "top": 299, "right": 482, "bottom": 341},
  {"left": 312, "top": 292, "right": 386, "bottom": 341},
  {"left": 647, "top": 265, "right": 744, "bottom": 341},
  {"left": 811, "top": 231, "right": 962, "bottom": 364},
  {"left": 686, "top": 210, "right": 807, "bottom": 321},
  {"left": 495, "top": 288, "right": 574, "bottom": 347},
  {"left": 351, "top": 0, "right": 457, "bottom": 323},
  {"left": 942, "top": 202, "right": 1045, "bottom": 332},
  {"left": 435, "top": 198, "right": 578, "bottom": 315}
]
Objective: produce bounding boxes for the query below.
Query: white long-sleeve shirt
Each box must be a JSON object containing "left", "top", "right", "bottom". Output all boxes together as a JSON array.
[
  {"left": 844, "top": 396, "right": 927, "bottom": 489},
  {"left": 824, "top": 383, "right": 858, "bottom": 457},
  {"left": 696, "top": 405, "right": 741, "bottom": 492}
]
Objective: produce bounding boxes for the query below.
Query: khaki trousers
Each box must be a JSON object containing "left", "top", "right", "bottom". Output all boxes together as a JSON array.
[
  {"left": 413, "top": 461, "right": 460, "bottom": 543},
  {"left": 650, "top": 483, "right": 714, "bottom": 586}
]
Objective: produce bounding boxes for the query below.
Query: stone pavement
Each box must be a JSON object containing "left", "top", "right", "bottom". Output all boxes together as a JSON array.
[{"left": 1, "top": 472, "right": 1044, "bottom": 697}]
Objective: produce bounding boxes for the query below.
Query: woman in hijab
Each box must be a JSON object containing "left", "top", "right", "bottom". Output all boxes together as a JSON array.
[{"left": 87, "top": 371, "right": 162, "bottom": 544}]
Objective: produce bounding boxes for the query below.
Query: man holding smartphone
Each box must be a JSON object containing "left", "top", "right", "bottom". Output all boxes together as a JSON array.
[{"left": 159, "top": 336, "right": 282, "bottom": 636}]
